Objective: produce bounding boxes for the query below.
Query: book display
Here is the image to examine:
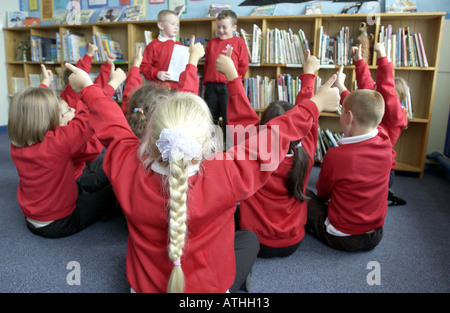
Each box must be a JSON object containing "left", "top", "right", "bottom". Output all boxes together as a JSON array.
[{"left": 3, "top": 12, "right": 445, "bottom": 177}]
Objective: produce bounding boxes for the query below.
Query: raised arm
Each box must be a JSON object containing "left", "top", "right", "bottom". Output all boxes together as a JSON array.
[
  {"left": 296, "top": 50, "right": 319, "bottom": 102},
  {"left": 353, "top": 44, "right": 375, "bottom": 90}
]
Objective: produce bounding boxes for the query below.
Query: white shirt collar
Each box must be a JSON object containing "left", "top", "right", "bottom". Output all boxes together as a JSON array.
[
  {"left": 337, "top": 129, "right": 378, "bottom": 145},
  {"left": 151, "top": 161, "right": 200, "bottom": 177},
  {"left": 158, "top": 35, "right": 176, "bottom": 42}
]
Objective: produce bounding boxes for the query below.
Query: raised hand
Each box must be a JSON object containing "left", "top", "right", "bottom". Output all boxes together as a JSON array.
[
  {"left": 188, "top": 35, "right": 205, "bottom": 67},
  {"left": 65, "top": 63, "right": 93, "bottom": 93},
  {"left": 310, "top": 74, "right": 340, "bottom": 113},
  {"left": 333, "top": 66, "right": 348, "bottom": 95},
  {"left": 215, "top": 47, "right": 238, "bottom": 81},
  {"left": 351, "top": 44, "right": 363, "bottom": 62},
  {"left": 40, "top": 64, "right": 54, "bottom": 87},
  {"left": 131, "top": 46, "right": 143, "bottom": 68},
  {"left": 302, "top": 49, "right": 320, "bottom": 74}
]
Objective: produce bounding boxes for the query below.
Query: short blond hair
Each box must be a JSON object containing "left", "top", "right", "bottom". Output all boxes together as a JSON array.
[
  {"left": 157, "top": 10, "right": 177, "bottom": 23},
  {"left": 343, "top": 89, "right": 385, "bottom": 129},
  {"left": 8, "top": 87, "right": 60, "bottom": 148},
  {"left": 217, "top": 9, "right": 237, "bottom": 25}
]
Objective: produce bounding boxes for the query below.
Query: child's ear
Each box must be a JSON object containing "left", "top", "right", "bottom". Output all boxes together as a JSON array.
[
  {"left": 232, "top": 24, "right": 237, "bottom": 33},
  {"left": 157, "top": 21, "right": 164, "bottom": 30}
]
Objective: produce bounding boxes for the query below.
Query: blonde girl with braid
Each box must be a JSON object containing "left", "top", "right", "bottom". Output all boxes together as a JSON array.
[{"left": 65, "top": 46, "right": 339, "bottom": 292}]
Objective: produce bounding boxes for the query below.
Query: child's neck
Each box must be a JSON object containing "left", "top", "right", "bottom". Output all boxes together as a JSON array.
[{"left": 347, "top": 125, "right": 377, "bottom": 137}]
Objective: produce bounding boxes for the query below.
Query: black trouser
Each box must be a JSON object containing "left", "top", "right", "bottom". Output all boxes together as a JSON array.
[
  {"left": 77, "top": 149, "right": 110, "bottom": 194},
  {"left": 305, "top": 189, "right": 383, "bottom": 252},
  {"left": 26, "top": 184, "right": 120, "bottom": 238},
  {"left": 258, "top": 241, "right": 301, "bottom": 258},
  {"left": 204, "top": 82, "right": 228, "bottom": 127},
  {"left": 229, "top": 229, "right": 260, "bottom": 293}
]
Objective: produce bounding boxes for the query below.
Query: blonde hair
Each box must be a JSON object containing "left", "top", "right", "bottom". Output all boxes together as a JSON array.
[
  {"left": 8, "top": 87, "right": 60, "bottom": 148},
  {"left": 127, "top": 82, "right": 172, "bottom": 138},
  {"left": 395, "top": 77, "right": 409, "bottom": 104},
  {"left": 343, "top": 89, "right": 385, "bottom": 129},
  {"left": 138, "top": 92, "right": 222, "bottom": 293},
  {"left": 158, "top": 10, "right": 177, "bottom": 23}
]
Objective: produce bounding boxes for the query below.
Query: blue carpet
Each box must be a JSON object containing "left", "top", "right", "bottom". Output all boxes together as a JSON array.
[{"left": 0, "top": 132, "right": 449, "bottom": 293}]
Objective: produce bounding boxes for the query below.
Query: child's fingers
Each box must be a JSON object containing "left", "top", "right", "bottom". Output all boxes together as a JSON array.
[
  {"left": 226, "top": 47, "right": 233, "bottom": 58},
  {"left": 137, "top": 46, "right": 142, "bottom": 56},
  {"left": 305, "top": 49, "right": 311, "bottom": 59},
  {"left": 337, "top": 65, "right": 344, "bottom": 75},
  {"left": 322, "top": 74, "right": 337, "bottom": 89},
  {"left": 64, "top": 63, "right": 78, "bottom": 73},
  {"left": 190, "top": 35, "right": 196, "bottom": 46}
]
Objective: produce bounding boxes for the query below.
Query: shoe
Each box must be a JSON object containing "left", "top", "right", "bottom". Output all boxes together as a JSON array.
[{"left": 388, "top": 190, "right": 406, "bottom": 206}]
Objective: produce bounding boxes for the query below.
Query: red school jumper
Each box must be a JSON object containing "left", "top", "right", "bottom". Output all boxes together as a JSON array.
[
  {"left": 10, "top": 100, "right": 94, "bottom": 221},
  {"left": 228, "top": 73, "right": 318, "bottom": 248},
  {"left": 140, "top": 37, "right": 183, "bottom": 90},
  {"left": 80, "top": 76, "right": 320, "bottom": 293},
  {"left": 317, "top": 57, "right": 406, "bottom": 235},
  {"left": 204, "top": 36, "right": 249, "bottom": 83}
]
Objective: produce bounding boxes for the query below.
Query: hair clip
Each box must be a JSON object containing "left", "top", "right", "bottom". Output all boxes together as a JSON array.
[{"left": 133, "top": 108, "right": 144, "bottom": 114}]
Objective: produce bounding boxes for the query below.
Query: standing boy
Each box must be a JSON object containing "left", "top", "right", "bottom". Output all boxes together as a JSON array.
[
  {"left": 140, "top": 10, "right": 183, "bottom": 90},
  {"left": 203, "top": 10, "right": 249, "bottom": 132}
]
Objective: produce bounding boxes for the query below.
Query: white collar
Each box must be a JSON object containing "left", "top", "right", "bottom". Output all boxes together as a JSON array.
[
  {"left": 338, "top": 129, "right": 378, "bottom": 145},
  {"left": 151, "top": 161, "right": 200, "bottom": 177},
  {"left": 158, "top": 35, "right": 176, "bottom": 42}
]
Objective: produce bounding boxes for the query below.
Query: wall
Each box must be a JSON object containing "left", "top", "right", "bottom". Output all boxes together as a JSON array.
[{"left": 1, "top": 0, "right": 449, "bottom": 156}]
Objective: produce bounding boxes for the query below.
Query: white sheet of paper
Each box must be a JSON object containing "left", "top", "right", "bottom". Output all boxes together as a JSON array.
[{"left": 168, "top": 45, "right": 190, "bottom": 82}]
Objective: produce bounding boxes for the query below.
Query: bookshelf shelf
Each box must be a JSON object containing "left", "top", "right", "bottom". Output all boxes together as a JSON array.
[{"left": 3, "top": 12, "right": 445, "bottom": 177}]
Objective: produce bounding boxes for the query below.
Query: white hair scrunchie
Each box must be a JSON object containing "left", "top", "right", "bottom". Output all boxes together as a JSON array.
[{"left": 156, "top": 128, "right": 202, "bottom": 162}]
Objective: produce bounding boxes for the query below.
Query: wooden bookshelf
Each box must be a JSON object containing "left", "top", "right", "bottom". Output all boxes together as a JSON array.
[{"left": 3, "top": 12, "right": 445, "bottom": 177}]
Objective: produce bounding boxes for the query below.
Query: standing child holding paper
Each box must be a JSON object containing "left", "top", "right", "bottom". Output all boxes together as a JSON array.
[
  {"left": 203, "top": 10, "right": 249, "bottom": 132},
  {"left": 140, "top": 10, "right": 186, "bottom": 90}
]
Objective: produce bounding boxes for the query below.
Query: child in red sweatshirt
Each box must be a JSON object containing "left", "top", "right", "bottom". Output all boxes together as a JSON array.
[
  {"left": 66, "top": 51, "right": 339, "bottom": 293},
  {"left": 227, "top": 50, "right": 321, "bottom": 258},
  {"left": 203, "top": 10, "right": 249, "bottom": 133},
  {"left": 306, "top": 42, "right": 407, "bottom": 252},
  {"left": 140, "top": 10, "right": 184, "bottom": 90}
]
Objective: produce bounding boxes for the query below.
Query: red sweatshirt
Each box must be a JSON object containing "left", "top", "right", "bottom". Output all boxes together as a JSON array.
[
  {"left": 140, "top": 38, "right": 183, "bottom": 90},
  {"left": 317, "top": 57, "right": 405, "bottom": 235},
  {"left": 353, "top": 57, "right": 408, "bottom": 169},
  {"left": 229, "top": 73, "right": 317, "bottom": 248},
  {"left": 204, "top": 36, "right": 249, "bottom": 83},
  {"left": 10, "top": 100, "right": 93, "bottom": 221},
  {"left": 80, "top": 76, "right": 320, "bottom": 293}
]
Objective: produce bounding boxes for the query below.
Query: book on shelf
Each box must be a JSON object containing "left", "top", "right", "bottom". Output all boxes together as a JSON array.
[
  {"left": 318, "top": 26, "right": 353, "bottom": 66},
  {"left": 7, "top": 11, "right": 28, "bottom": 27},
  {"left": 263, "top": 28, "right": 309, "bottom": 65},
  {"left": 11, "top": 77, "right": 26, "bottom": 94},
  {"left": 250, "top": 4, "right": 277, "bottom": 16},
  {"left": 97, "top": 6, "right": 124, "bottom": 23},
  {"left": 65, "top": 31, "right": 87, "bottom": 63},
  {"left": 305, "top": 1, "right": 322, "bottom": 15},
  {"left": 30, "top": 36, "right": 57, "bottom": 62},
  {"left": 28, "top": 74, "right": 41, "bottom": 88},
  {"left": 378, "top": 25, "right": 428, "bottom": 67},
  {"left": 205, "top": 3, "right": 231, "bottom": 18},
  {"left": 120, "top": 5, "right": 142, "bottom": 21},
  {"left": 315, "top": 126, "right": 343, "bottom": 162},
  {"left": 244, "top": 75, "right": 276, "bottom": 110},
  {"left": 69, "top": 9, "right": 96, "bottom": 24},
  {"left": 385, "top": 0, "right": 417, "bottom": 13},
  {"left": 104, "top": 39, "right": 125, "bottom": 62},
  {"left": 144, "top": 31, "right": 153, "bottom": 46},
  {"left": 94, "top": 32, "right": 113, "bottom": 62},
  {"left": 24, "top": 17, "right": 40, "bottom": 26},
  {"left": 51, "top": 9, "right": 68, "bottom": 25}
]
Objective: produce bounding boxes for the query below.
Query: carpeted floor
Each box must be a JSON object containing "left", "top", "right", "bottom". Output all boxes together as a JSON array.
[{"left": 0, "top": 131, "right": 449, "bottom": 293}]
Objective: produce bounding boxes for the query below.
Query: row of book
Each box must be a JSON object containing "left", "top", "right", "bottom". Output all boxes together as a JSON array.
[
  {"left": 92, "top": 32, "right": 125, "bottom": 62},
  {"left": 378, "top": 25, "right": 428, "bottom": 67},
  {"left": 315, "top": 126, "right": 344, "bottom": 162},
  {"left": 30, "top": 36, "right": 57, "bottom": 62},
  {"left": 239, "top": 25, "right": 311, "bottom": 66},
  {"left": 318, "top": 26, "right": 354, "bottom": 66}
]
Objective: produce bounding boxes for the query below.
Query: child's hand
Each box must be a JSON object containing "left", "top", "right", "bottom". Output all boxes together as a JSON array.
[
  {"left": 302, "top": 50, "right": 319, "bottom": 74},
  {"left": 188, "top": 35, "right": 205, "bottom": 67},
  {"left": 310, "top": 74, "right": 340, "bottom": 113},
  {"left": 216, "top": 47, "right": 238, "bottom": 81},
  {"left": 65, "top": 63, "right": 93, "bottom": 93},
  {"left": 40, "top": 64, "right": 54, "bottom": 87},
  {"left": 333, "top": 66, "right": 348, "bottom": 95},
  {"left": 105, "top": 51, "right": 116, "bottom": 64},
  {"left": 86, "top": 43, "right": 98, "bottom": 58},
  {"left": 351, "top": 44, "right": 363, "bottom": 62},
  {"left": 108, "top": 64, "right": 126, "bottom": 90},
  {"left": 131, "top": 46, "right": 143, "bottom": 68},
  {"left": 157, "top": 71, "right": 171, "bottom": 81},
  {"left": 374, "top": 42, "right": 386, "bottom": 58}
]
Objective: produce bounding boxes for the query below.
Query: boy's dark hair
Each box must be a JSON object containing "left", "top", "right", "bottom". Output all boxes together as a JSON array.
[
  {"left": 217, "top": 10, "right": 237, "bottom": 25},
  {"left": 260, "top": 101, "right": 310, "bottom": 201}
]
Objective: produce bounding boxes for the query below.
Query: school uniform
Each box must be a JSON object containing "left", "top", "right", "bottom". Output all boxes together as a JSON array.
[
  {"left": 140, "top": 36, "right": 183, "bottom": 90},
  {"left": 306, "top": 57, "right": 406, "bottom": 251},
  {"left": 204, "top": 36, "right": 249, "bottom": 125},
  {"left": 80, "top": 75, "right": 320, "bottom": 292},
  {"left": 228, "top": 74, "right": 318, "bottom": 255}
]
